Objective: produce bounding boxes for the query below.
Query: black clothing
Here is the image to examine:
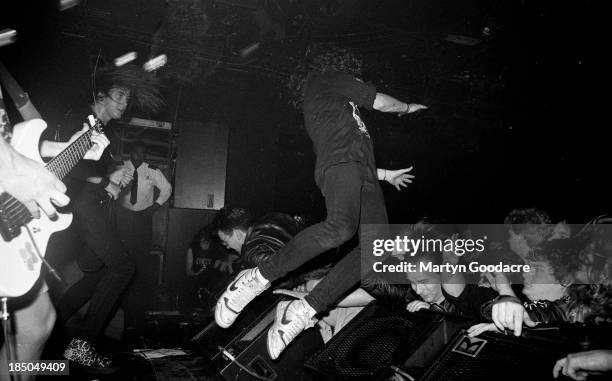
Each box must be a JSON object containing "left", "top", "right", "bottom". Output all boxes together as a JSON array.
[
  {"left": 303, "top": 71, "right": 378, "bottom": 186},
  {"left": 186, "top": 241, "right": 238, "bottom": 310},
  {"left": 189, "top": 239, "right": 211, "bottom": 273},
  {"left": 480, "top": 295, "right": 570, "bottom": 325},
  {"left": 55, "top": 194, "right": 134, "bottom": 340},
  {"left": 195, "top": 243, "right": 239, "bottom": 290},
  {"left": 46, "top": 106, "right": 134, "bottom": 341},
  {"left": 242, "top": 212, "right": 303, "bottom": 267},
  {"left": 442, "top": 285, "right": 499, "bottom": 319},
  {"left": 260, "top": 162, "right": 388, "bottom": 313},
  {"left": 259, "top": 71, "right": 389, "bottom": 314},
  {"left": 362, "top": 281, "right": 415, "bottom": 309},
  {"left": 481, "top": 285, "right": 612, "bottom": 325}
]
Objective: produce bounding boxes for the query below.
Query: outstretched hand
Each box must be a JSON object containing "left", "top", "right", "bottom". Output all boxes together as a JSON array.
[
  {"left": 386, "top": 167, "right": 415, "bottom": 190},
  {"left": 398, "top": 103, "right": 428, "bottom": 117}
]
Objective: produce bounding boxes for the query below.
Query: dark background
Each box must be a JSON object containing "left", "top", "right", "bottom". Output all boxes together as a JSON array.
[{"left": 1, "top": 0, "right": 605, "bottom": 224}]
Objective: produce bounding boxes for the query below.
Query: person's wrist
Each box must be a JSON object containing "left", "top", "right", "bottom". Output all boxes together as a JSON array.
[
  {"left": 497, "top": 284, "right": 514, "bottom": 295},
  {"left": 99, "top": 177, "right": 110, "bottom": 188},
  {"left": 397, "top": 103, "right": 410, "bottom": 116},
  {"left": 493, "top": 294, "right": 521, "bottom": 305}
]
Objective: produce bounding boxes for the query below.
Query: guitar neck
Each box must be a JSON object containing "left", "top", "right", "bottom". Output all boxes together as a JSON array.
[{"left": 44, "top": 129, "right": 94, "bottom": 180}]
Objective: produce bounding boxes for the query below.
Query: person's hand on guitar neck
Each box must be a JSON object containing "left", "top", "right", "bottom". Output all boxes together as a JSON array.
[
  {"left": 40, "top": 123, "right": 110, "bottom": 160},
  {"left": 70, "top": 123, "right": 110, "bottom": 161},
  {"left": 0, "top": 138, "right": 69, "bottom": 218}
]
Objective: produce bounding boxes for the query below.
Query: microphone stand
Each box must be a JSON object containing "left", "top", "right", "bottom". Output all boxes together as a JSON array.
[{"left": 1, "top": 297, "right": 17, "bottom": 381}]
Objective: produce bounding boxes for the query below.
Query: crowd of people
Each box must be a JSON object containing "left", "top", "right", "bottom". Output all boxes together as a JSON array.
[{"left": 1, "top": 53, "right": 611, "bottom": 381}]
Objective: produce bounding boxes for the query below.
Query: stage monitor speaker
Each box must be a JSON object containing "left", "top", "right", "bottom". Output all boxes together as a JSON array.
[
  {"left": 212, "top": 295, "right": 323, "bottom": 381},
  {"left": 418, "top": 329, "right": 575, "bottom": 381},
  {"left": 304, "top": 302, "right": 447, "bottom": 380},
  {"left": 174, "top": 121, "right": 228, "bottom": 210},
  {"left": 192, "top": 292, "right": 281, "bottom": 359}
]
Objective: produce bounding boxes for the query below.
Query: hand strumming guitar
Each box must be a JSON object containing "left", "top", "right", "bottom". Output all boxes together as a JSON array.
[{"left": 0, "top": 138, "right": 69, "bottom": 218}]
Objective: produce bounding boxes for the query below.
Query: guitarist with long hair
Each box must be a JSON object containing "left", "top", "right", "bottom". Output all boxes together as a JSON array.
[
  {"left": 0, "top": 86, "right": 109, "bottom": 380},
  {"left": 41, "top": 64, "right": 163, "bottom": 370}
]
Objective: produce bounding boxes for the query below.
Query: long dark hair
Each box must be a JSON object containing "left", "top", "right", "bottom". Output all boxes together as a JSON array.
[
  {"left": 94, "top": 64, "right": 164, "bottom": 112},
  {"left": 566, "top": 284, "right": 612, "bottom": 323},
  {"left": 286, "top": 43, "right": 364, "bottom": 110},
  {"left": 190, "top": 226, "right": 215, "bottom": 258}
]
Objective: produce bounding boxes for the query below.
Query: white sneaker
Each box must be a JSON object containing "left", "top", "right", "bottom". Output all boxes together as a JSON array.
[
  {"left": 215, "top": 268, "right": 270, "bottom": 328},
  {"left": 267, "top": 299, "right": 317, "bottom": 360}
]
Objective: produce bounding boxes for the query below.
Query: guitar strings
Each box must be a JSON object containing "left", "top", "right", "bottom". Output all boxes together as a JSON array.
[{"left": 1, "top": 128, "right": 95, "bottom": 228}]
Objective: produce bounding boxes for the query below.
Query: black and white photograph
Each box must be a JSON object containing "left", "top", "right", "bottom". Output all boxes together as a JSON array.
[{"left": 1, "top": 0, "right": 610, "bottom": 380}]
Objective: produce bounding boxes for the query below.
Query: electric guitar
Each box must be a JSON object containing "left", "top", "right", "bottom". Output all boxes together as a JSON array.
[{"left": 0, "top": 116, "right": 104, "bottom": 297}]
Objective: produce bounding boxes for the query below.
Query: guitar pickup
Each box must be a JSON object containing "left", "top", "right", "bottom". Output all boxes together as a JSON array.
[{"left": 0, "top": 192, "right": 29, "bottom": 242}]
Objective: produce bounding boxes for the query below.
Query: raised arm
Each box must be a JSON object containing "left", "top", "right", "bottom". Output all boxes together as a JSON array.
[
  {"left": 373, "top": 93, "right": 427, "bottom": 114},
  {"left": 336, "top": 288, "right": 375, "bottom": 308},
  {"left": 440, "top": 244, "right": 467, "bottom": 297}
]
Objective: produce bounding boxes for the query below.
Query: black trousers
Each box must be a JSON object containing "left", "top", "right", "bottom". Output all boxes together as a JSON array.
[
  {"left": 56, "top": 190, "right": 135, "bottom": 341},
  {"left": 259, "top": 162, "right": 388, "bottom": 313},
  {"left": 115, "top": 206, "right": 153, "bottom": 328}
]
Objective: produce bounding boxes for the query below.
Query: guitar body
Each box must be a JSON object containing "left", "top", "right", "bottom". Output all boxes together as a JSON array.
[{"left": 0, "top": 119, "right": 73, "bottom": 297}]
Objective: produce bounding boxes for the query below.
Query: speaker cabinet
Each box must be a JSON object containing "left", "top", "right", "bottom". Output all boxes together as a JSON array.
[
  {"left": 305, "top": 302, "right": 447, "bottom": 380},
  {"left": 212, "top": 295, "right": 323, "bottom": 381},
  {"left": 418, "top": 330, "right": 574, "bottom": 381},
  {"left": 174, "top": 121, "right": 228, "bottom": 210}
]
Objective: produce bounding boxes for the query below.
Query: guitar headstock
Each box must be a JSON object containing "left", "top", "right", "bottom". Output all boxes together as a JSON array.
[{"left": 87, "top": 114, "right": 104, "bottom": 134}]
